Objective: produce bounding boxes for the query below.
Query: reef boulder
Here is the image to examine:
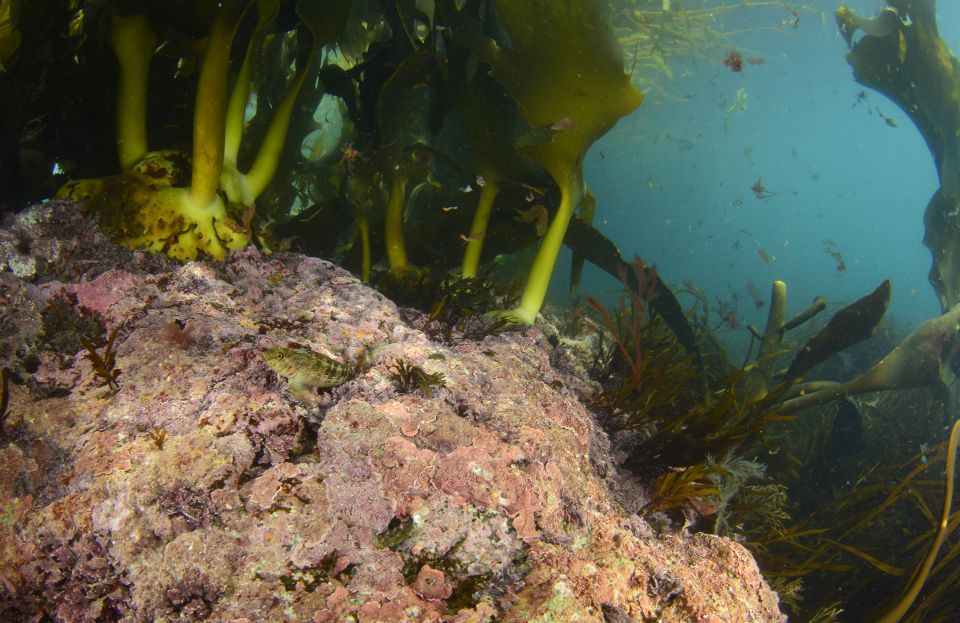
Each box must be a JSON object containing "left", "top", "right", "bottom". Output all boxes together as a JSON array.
[{"left": 0, "top": 200, "right": 785, "bottom": 622}]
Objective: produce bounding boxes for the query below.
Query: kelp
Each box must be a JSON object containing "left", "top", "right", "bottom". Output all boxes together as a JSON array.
[
  {"left": 469, "top": 0, "right": 643, "bottom": 324},
  {"left": 375, "top": 48, "right": 437, "bottom": 274},
  {"left": 837, "top": 0, "right": 960, "bottom": 311},
  {"left": 442, "top": 39, "right": 547, "bottom": 280},
  {"left": 56, "top": 0, "right": 351, "bottom": 261},
  {"left": 586, "top": 269, "right": 790, "bottom": 469},
  {"left": 0, "top": 0, "right": 19, "bottom": 72},
  {"left": 777, "top": 301, "right": 960, "bottom": 415},
  {"left": 872, "top": 417, "right": 960, "bottom": 622},
  {"left": 565, "top": 217, "right": 700, "bottom": 365},
  {"left": 783, "top": 279, "right": 891, "bottom": 383},
  {"left": 219, "top": 0, "right": 352, "bottom": 208}
]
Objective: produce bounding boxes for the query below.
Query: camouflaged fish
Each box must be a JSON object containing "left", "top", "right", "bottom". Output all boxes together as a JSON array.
[{"left": 262, "top": 346, "right": 355, "bottom": 401}]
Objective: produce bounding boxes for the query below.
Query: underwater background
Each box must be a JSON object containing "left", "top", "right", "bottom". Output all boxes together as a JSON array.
[{"left": 563, "top": 0, "right": 958, "bottom": 357}]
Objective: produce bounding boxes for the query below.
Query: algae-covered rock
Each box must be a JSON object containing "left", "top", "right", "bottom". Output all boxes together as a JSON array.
[{"left": 0, "top": 200, "right": 785, "bottom": 622}]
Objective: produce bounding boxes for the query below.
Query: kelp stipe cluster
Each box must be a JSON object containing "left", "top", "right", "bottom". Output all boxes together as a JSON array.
[{"left": 57, "top": 0, "right": 352, "bottom": 261}]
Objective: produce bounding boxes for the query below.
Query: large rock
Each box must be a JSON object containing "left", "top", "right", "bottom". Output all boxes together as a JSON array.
[{"left": 0, "top": 201, "right": 785, "bottom": 622}]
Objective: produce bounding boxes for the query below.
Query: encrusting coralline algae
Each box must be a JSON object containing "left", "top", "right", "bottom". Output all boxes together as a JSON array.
[{"left": 0, "top": 200, "right": 785, "bottom": 622}]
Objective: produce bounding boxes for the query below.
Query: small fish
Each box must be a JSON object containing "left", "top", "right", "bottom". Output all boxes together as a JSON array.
[
  {"left": 263, "top": 346, "right": 353, "bottom": 400},
  {"left": 460, "top": 230, "right": 485, "bottom": 243},
  {"left": 460, "top": 184, "right": 473, "bottom": 193},
  {"left": 442, "top": 205, "right": 459, "bottom": 212}
]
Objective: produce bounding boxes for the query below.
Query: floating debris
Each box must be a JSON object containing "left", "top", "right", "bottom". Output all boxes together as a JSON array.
[
  {"left": 460, "top": 231, "right": 485, "bottom": 243},
  {"left": 750, "top": 178, "right": 782, "bottom": 200},
  {"left": 823, "top": 239, "right": 847, "bottom": 272},
  {"left": 873, "top": 106, "right": 898, "bottom": 127},
  {"left": 746, "top": 280, "right": 766, "bottom": 310},
  {"left": 724, "top": 49, "right": 744, "bottom": 72}
]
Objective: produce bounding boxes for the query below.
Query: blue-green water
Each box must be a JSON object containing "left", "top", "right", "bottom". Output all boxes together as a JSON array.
[{"left": 559, "top": 0, "right": 958, "bottom": 355}]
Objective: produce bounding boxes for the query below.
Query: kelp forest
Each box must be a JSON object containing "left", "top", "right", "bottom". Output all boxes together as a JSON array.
[{"left": 2, "top": 0, "right": 960, "bottom": 620}]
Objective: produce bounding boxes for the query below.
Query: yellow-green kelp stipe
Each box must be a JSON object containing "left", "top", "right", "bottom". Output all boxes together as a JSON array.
[{"left": 262, "top": 346, "right": 353, "bottom": 399}]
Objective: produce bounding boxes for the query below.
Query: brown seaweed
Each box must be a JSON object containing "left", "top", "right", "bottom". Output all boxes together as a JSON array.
[{"left": 783, "top": 280, "right": 891, "bottom": 382}]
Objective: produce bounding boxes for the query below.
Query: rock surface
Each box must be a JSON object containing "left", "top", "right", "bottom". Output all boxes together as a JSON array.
[{"left": 0, "top": 201, "right": 785, "bottom": 622}]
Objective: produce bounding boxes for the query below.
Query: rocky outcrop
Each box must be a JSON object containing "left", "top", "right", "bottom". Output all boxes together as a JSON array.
[{"left": 0, "top": 201, "right": 784, "bottom": 622}]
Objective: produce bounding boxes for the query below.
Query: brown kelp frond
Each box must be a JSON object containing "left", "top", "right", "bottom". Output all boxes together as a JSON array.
[
  {"left": 782, "top": 279, "right": 891, "bottom": 384},
  {"left": 80, "top": 328, "right": 121, "bottom": 392}
]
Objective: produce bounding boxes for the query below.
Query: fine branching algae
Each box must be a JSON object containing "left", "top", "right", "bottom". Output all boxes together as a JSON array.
[
  {"left": 147, "top": 427, "right": 167, "bottom": 450},
  {"left": 389, "top": 359, "right": 446, "bottom": 398},
  {"left": 81, "top": 328, "right": 121, "bottom": 392}
]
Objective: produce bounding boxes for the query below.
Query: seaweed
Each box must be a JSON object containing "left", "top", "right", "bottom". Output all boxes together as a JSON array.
[
  {"left": 377, "top": 268, "right": 520, "bottom": 343},
  {"left": 783, "top": 280, "right": 891, "bottom": 383},
  {"left": 147, "top": 427, "right": 167, "bottom": 450},
  {"left": 80, "top": 328, "right": 121, "bottom": 392},
  {"left": 747, "top": 385, "right": 960, "bottom": 618},
  {"left": 39, "top": 292, "right": 107, "bottom": 356},
  {"left": 587, "top": 291, "right": 784, "bottom": 468},
  {"left": 641, "top": 462, "right": 721, "bottom": 516},
  {"left": 389, "top": 359, "right": 446, "bottom": 398}
]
